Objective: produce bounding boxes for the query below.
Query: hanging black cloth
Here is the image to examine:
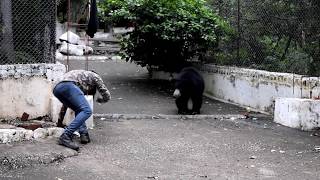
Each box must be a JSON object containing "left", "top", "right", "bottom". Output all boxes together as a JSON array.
[{"left": 86, "top": 0, "right": 98, "bottom": 38}]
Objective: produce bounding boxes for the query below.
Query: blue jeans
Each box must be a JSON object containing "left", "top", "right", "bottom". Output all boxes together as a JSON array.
[{"left": 53, "top": 81, "right": 92, "bottom": 136}]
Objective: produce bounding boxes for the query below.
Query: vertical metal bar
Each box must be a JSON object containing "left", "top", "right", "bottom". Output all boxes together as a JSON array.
[
  {"left": 300, "top": 76, "right": 303, "bottom": 98},
  {"left": 85, "top": 0, "right": 91, "bottom": 71},
  {"left": 309, "top": 77, "right": 312, "bottom": 99},
  {"left": 66, "top": 0, "right": 71, "bottom": 71},
  {"left": 292, "top": 73, "right": 295, "bottom": 95},
  {"left": 1, "top": 0, "right": 15, "bottom": 63},
  {"left": 54, "top": 0, "right": 58, "bottom": 64},
  {"left": 85, "top": 35, "right": 89, "bottom": 71},
  {"left": 237, "top": 0, "right": 241, "bottom": 63}
]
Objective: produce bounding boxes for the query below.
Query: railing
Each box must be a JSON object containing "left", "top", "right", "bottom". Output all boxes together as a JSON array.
[{"left": 208, "top": 0, "right": 320, "bottom": 76}]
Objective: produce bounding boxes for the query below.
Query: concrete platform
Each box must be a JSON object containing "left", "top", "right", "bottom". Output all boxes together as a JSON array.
[{"left": 274, "top": 97, "right": 320, "bottom": 130}]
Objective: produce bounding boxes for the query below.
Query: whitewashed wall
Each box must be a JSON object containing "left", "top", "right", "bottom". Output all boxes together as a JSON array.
[
  {"left": 200, "top": 65, "right": 320, "bottom": 114},
  {"left": 274, "top": 98, "right": 320, "bottom": 130},
  {"left": 151, "top": 64, "right": 320, "bottom": 114},
  {"left": 0, "top": 63, "right": 66, "bottom": 119}
]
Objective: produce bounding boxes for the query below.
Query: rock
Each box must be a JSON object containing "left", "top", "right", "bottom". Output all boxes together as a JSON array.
[
  {"left": 0, "top": 129, "right": 33, "bottom": 143},
  {"left": 59, "top": 31, "right": 80, "bottom": 45},
  {"left": 20, "top": 112, "right": 29, "bottom": 121},
  {"left": 111, "top": 56, "right": 122, "bottom": 61},
  {"left": 59, "top": 41, "right": 93, "bottom": 56},
  {"left": 56, "top": 50, "right": 64, "bottom": 60},
  {"left": 250, "top": 155, "right": 257, "bottom": 159},
  {"left": 24, "top": 130, "right": 34, "bottom": 140},
  {"left": 33, "top": 128, "right": 48, "bottom": 139},
  {"left": 47, "top": 127, "right": 64, "bottom": 138},
  {"left": 0, "top": 124, "right": 16, "bottom": 129}
]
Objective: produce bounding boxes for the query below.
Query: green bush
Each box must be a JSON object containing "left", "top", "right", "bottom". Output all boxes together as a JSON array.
[{"left": 100, "top": 0, "right": 232, "bottom": 72}]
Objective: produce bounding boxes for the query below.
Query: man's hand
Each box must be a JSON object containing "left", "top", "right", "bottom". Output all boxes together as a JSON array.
[
  {"left": 96, "top": 97, "right": 109, "bottom": 103},
  {"left": 96, "top": 93, "right": 111, "bottom": 103},
  {"left": 57, "top": 105, "right": 67, "bottom": 128},
  {"left": 57, "top": 121, "right": 65, "bottom": 128},
  {"left": 173, "top": 89, "right": 181, "bottom": 98}
]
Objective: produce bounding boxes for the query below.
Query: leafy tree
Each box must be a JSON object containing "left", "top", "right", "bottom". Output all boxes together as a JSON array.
[
  {"left": 98, "top": 0, "right": 129, "bottom": 26},
  {"left": 100, "top": 0, "right": 233, "bottom": 72}
]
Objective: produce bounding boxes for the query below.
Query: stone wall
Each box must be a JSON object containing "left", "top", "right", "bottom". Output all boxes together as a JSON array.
[
  {"left": 200, "top": 65, "right": 320, "bottom": 114},
  {"left": 151, "top": 64, "right": 320, "bottom": 114},
  {"left": 0, "top": 63, "right": 66, "bottom": 119}
]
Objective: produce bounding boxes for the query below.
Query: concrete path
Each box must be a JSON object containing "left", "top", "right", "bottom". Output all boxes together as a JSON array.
[
  {"left": 67, "top": 58, "right": 249, "bottom": 116},
  {"left": 1, "top": 58, "right": 320, "bottom": 180}
]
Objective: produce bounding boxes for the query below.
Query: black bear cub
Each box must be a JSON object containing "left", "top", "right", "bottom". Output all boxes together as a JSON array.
[{"left": 173, "top": 66, "right": 204, "bottom": 115}]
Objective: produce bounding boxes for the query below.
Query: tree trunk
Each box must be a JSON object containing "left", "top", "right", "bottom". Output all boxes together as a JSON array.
[{"left": 280, "top": 36, "right": 292, "bottom": 61}]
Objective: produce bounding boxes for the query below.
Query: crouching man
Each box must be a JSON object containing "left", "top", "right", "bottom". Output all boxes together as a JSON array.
[{"left": 53, "top": 70, "right": 111, "bottom": 151}]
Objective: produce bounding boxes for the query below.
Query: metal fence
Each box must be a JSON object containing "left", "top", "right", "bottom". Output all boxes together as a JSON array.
[
  {"left": 0, "top": 0, "right": 56, "bottom": 65},
  {"left": 208, "top": 0, "right": 320, "bottom": 76}
]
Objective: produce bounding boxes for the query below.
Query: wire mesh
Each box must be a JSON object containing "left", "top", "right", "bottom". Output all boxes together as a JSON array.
[
  {"left": 208, "top": 0, "right": 320, "bottom": 76},
  {"left": 0, "top": 0, "right": 56, "bottom": 65}
]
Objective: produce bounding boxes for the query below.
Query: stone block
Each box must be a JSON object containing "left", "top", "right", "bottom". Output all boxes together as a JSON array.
[
  {"left": 33, "top": 128, "right": 48, "bottom": 139},
  {"left": 274, "top": 97, "right": 320, "bottom": 131},
  {"left": 47, "top": 127, "right": 64, "bottom": 138},
  {"left": 51, "top": 95, "right": 94, "bottom": 129}
]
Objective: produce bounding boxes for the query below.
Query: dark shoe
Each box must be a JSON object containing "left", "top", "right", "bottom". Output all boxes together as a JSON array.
[
  {"left": 80, "top": 133, "right": 91, "bottom": 144},
  {"left": 58, "top": 133, "right": 79, "bottom": 151}
]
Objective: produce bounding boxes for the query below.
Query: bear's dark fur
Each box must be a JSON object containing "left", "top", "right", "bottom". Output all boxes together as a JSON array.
[{"left": 174, "top": 66, "right": 204, "bottom": 115}]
